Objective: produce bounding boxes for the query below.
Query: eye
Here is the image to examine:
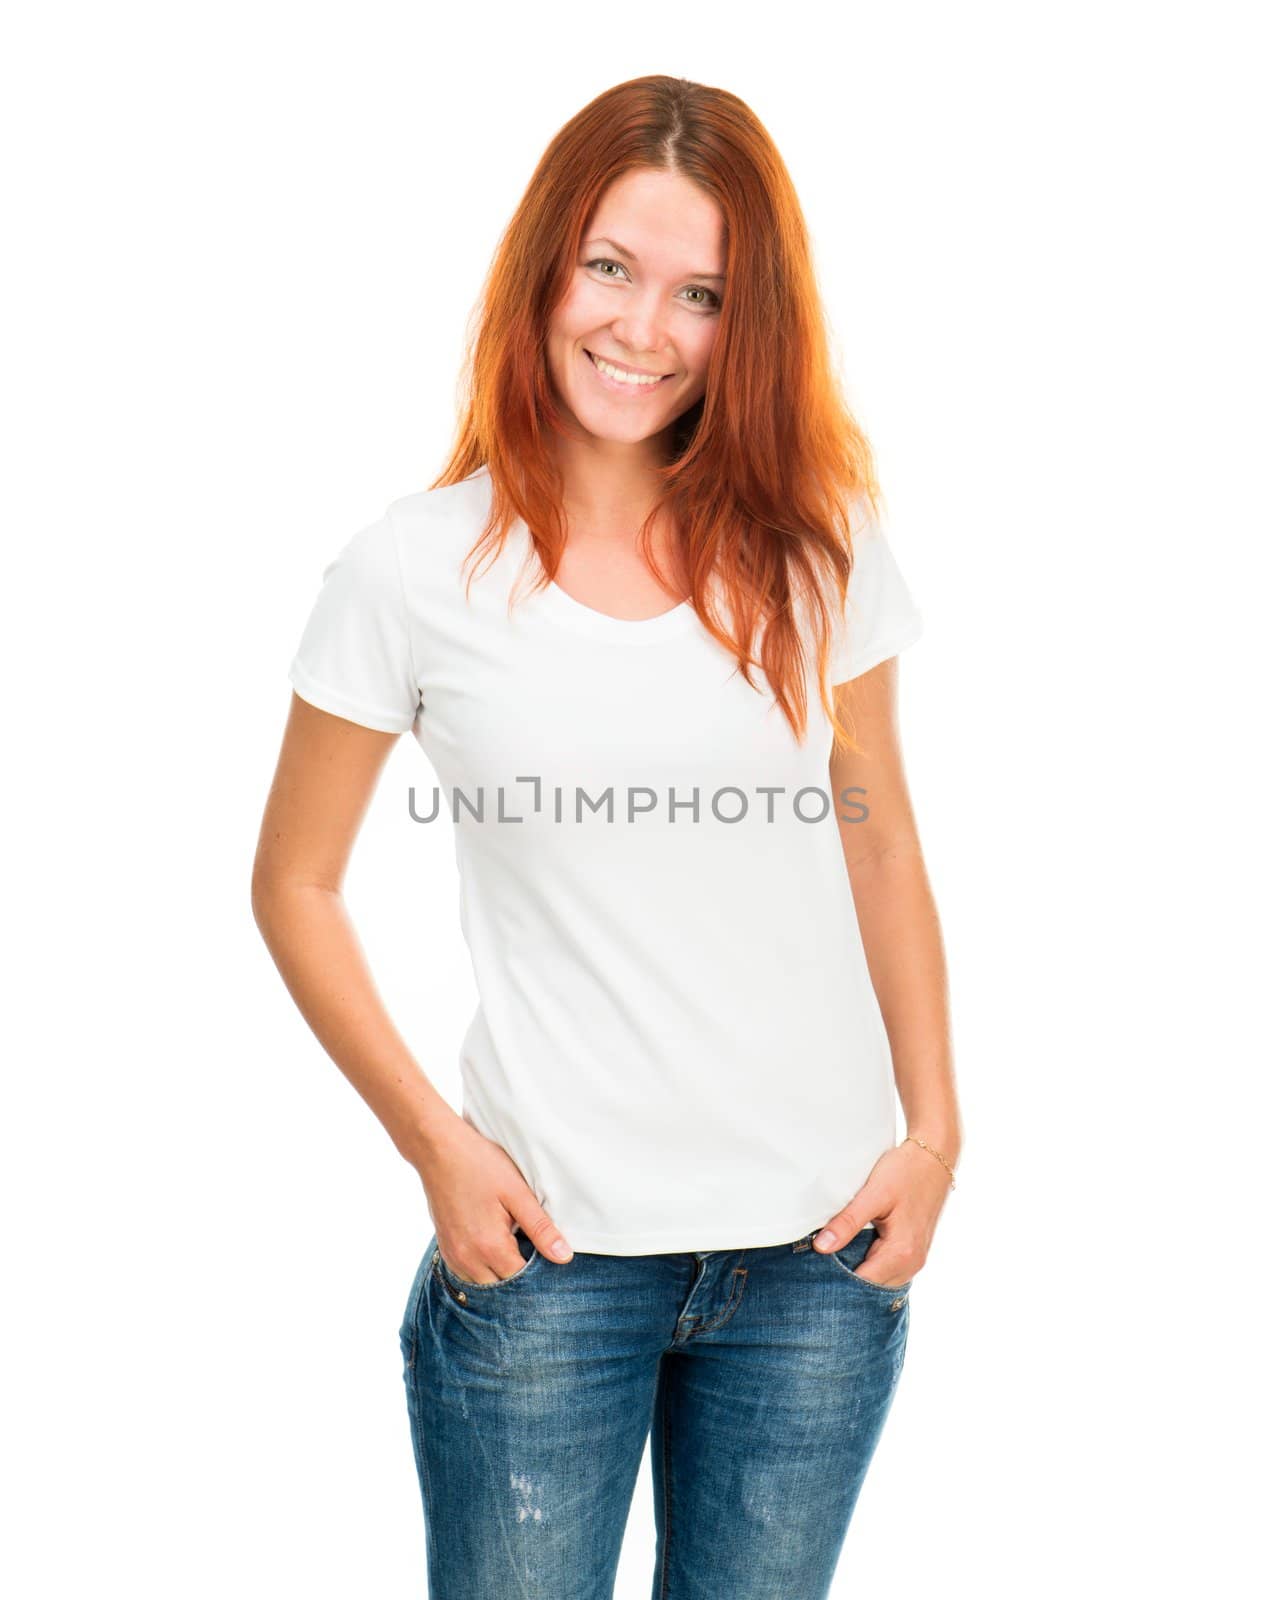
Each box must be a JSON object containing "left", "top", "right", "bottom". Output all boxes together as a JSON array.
[
  {"left": 583, "top": 257, "right": 721, "bottom": 313},
  {"left": 585, "top": 257, "right": 629, "bottom": 280}
]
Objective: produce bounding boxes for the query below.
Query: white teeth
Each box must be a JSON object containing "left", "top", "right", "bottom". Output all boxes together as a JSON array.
[{"left": 590, "top": 353, "right": 666, "bottom": 386}]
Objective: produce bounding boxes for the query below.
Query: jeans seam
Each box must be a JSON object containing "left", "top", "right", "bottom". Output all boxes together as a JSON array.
[
  {"left": 403, "top": 1281, "right": 433, "bottom": 1521},
  {"left": 686, "top": 1267, "right": 748, "bottom": 1336},
  {"left": 401, "top": 1252, "right": 430, "bottom": 1369},
  {"left": 658, "top": 1372, "right": 674, "bottom": 1600}
]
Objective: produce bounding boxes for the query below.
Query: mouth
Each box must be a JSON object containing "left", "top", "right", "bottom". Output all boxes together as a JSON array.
[{"left": 584, "top": 349, "right": 675, "bottom": 391}]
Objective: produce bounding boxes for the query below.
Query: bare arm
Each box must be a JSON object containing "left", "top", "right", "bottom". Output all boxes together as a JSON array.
[
  {"left": 250, "top": 691, "right": 574, "bottom": 1280},
  {"left": 814, "top": 657, "right": 962, "bottom": 1284}
]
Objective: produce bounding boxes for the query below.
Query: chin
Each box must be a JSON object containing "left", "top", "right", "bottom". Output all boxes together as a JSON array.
[{"left": 570, "top": 401, "right": 663, "bottom": 446}]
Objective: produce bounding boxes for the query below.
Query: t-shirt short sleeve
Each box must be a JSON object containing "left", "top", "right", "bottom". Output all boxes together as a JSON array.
[
  {"left": 829, "top": 505, "right": 926, "bottom": 683},
  {"left": 287, "top": 511, "right": 422, "bottom": 733}
]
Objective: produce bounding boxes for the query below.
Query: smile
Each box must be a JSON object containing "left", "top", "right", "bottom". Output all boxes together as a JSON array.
[{"left": 585, "top": 349, "right": 674, "bottom": 390}]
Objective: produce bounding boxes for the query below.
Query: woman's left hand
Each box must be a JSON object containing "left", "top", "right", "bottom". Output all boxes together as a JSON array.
[{"left": 812, "top": 1137, "right": 956, "bottom": 1288}]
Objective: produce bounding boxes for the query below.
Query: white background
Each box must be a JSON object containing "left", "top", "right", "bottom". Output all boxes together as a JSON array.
[{"left": 5, "top": 2, "right": 1266, "bottom": 1594}]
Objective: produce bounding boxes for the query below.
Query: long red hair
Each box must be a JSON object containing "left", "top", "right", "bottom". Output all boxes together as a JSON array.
[{"left": 431, "top": 74, "right": 883, "bottom": 750}]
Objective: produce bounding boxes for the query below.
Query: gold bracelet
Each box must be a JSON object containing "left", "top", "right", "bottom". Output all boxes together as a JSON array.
[{"left": 903, "top": 1135, "right": 957, "bottom": 1189}]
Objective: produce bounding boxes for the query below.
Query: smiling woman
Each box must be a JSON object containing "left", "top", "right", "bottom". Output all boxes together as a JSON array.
[
  {"left": 441, "top": 84, "right": 901, "bottom": 743},
  {"left": 547, "top": 169, "right": 724, "bottom": 452},
  {"left": 255, "top": 71, "right": 960, "bottom": 1600}
]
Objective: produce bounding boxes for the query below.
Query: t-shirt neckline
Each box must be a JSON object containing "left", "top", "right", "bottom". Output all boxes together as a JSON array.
[
  {"left": 513, "top": 518, "right": 700, "bottom": 643},
  {"left": 539, "top": 572, "right": 697, "bottom": 640}
]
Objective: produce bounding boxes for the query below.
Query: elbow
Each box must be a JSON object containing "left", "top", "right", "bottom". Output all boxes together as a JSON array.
[
  {"left": 250, "top": 868, "right": 273, "bottom": 935},
  {"left": 843, "top": 835, "right": 922, "bottom": 875},
  {"left": 251, "top": 864, "right": 340, "bottom": 933},
  {"left": 250, "top": 860, "right": 287, "bottom": 936}
]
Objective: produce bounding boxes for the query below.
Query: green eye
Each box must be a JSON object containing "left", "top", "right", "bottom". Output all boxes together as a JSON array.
[{"left": 583, "top": 257, "right": 720, "bottom": 312}]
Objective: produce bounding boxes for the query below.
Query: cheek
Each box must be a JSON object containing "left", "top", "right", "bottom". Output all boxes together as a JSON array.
[
  {"left": 546, "top": 309, "right": 587, "bottom": 390},
  {"left": 684, "top": 319, "right": 719, "bottom": 369},
  {"left": 553, "top": 281, "right": 607, "bottom": 343},
  {"left": 673, "top": 321, "right": 718, "bottom": 392}
]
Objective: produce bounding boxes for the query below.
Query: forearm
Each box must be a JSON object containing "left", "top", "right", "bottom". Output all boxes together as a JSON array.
[
  {"left": 847, "top": 846, "right": 962, "bottom": 1165},
  {"left": 251, "top": 878, "right": 460, "bottom": 1171}
]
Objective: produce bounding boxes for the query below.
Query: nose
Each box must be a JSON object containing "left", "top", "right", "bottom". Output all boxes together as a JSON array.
[{"left": 609, "top": 289, "right": 672, "bottom": 368}]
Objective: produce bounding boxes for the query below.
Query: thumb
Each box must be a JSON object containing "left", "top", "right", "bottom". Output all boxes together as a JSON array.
[
  {"left": 812, "top": 1190, "right": 878, "bottom": 1252},
  {"left": 510, "top": 1190, "right": 574, "bottom": 1262}
]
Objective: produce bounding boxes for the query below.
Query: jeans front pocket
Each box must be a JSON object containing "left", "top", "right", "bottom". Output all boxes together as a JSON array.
[
  {"left": 820, "top": 1226, "right": 914, "bottom": 1299},
  {"left": 433, "top": 1227, "right": 541, "bottom": 1303}
]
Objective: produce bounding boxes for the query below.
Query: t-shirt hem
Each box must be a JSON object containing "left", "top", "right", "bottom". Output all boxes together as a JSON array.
[
  {"left": 551, "top": 1206, "right": 869, "bottom": 1256},
  {"left": 288, "top": 659, "right": 417, "bottom": 734}
]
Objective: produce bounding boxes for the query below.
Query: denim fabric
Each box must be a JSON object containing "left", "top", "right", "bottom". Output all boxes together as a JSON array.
[{"left": 398, "top": 1224, "right": 911, "bottom": 1599}]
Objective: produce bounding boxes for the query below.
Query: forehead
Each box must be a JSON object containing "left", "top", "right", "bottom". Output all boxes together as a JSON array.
[{"left": 585, "top": 169, "right": 725, "bottom": 273}]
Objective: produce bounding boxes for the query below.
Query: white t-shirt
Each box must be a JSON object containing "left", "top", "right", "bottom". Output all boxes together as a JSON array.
[{"left": 287, "top": 465, "right": 925, "bottom": 1253}]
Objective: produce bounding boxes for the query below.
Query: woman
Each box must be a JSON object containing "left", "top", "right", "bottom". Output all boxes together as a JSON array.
[{"left": 253, "top": 74, "right": 961, "bottom": 1600}]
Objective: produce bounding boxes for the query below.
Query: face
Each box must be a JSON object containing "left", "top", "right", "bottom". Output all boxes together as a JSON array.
[{"left": 546, "top": 167, "right": 726, "bottom": 454}]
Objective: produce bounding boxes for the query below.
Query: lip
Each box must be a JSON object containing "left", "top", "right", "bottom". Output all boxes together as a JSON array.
[{"left": 584, "top": 349, "right": 675, "bottom": 392}]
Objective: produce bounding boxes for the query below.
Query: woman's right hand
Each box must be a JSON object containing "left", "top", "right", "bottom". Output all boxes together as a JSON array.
[{"left": 415, "top": 1114, "right": 574, "bottom": 1284}]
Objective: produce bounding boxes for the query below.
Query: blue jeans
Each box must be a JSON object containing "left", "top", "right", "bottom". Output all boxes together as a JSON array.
[{"left": 398, "top": 1223, "right": 912, "bottom": 1599}]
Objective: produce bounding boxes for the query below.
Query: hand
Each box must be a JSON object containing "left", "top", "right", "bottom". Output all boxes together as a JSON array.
[
  {"left": 413, "top": 1113, "right": 574, "bottom": 1285},
  {"left": 812, "top": 1136, "right": 955, "bottom": 1288}
]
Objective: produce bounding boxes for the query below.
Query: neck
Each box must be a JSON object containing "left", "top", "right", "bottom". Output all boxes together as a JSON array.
[{"left": 550, "top": 431, "right": 672, "bottom": 534}]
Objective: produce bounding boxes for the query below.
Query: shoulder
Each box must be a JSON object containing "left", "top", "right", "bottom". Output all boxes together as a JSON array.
[
  {"left": 296, "top": 472, "right": 490, "bottom": 609},
  {"left": 386, "top": 467, "right": 494, "bottom": 551},
  {"left": 830, "top": 489, "right": 925, "bottom": 682},
  {"left": 843, "top": 487, "right": 887, "bottom": 562},
  {"left": 842, "top": 489, "right": 917, "bottom": 592}
]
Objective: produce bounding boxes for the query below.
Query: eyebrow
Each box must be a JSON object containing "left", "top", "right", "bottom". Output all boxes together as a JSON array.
[{"left": 582, "top": 235, "right": 726, "bottom": 282}]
